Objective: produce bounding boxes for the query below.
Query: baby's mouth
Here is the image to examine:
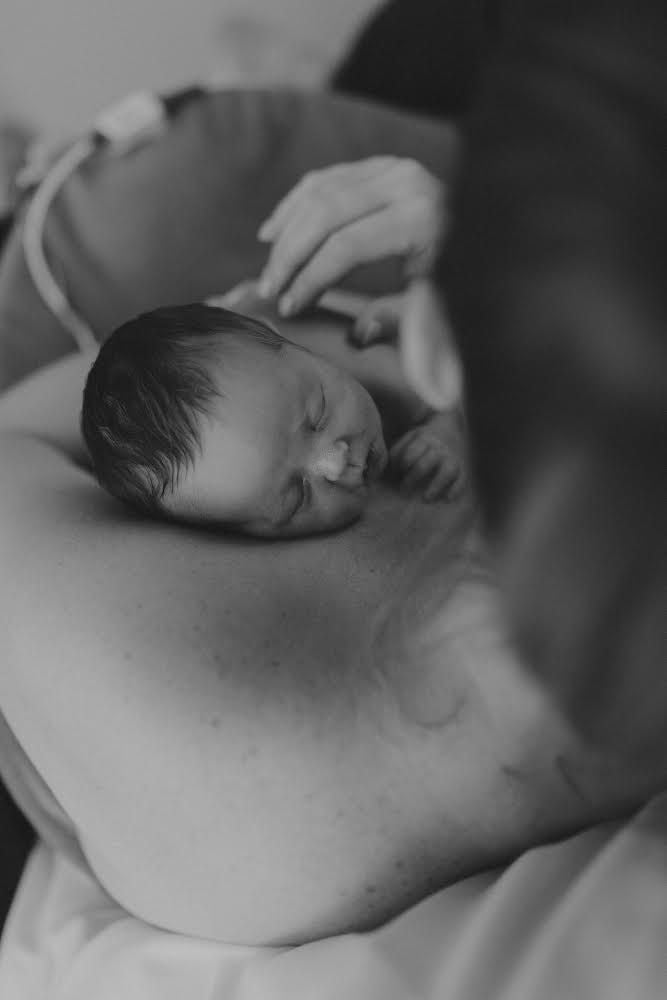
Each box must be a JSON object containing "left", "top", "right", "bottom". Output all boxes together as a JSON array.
[{"left": 337, "top": 437, "right": 387, "bottom": 491}]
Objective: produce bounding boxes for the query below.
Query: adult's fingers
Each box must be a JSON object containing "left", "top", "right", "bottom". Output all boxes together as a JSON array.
[
  {"left": 275, "top": 202, "right": 430, "bottom": 315},
  {"left": 259, "top": 193, "right": 380, "bottom": 303},
  {"left": 265, "top": 157, "right": 441, "bottom": 244},
  {"left": 259, "top": 167, "right": 408, "bottom": 302},
  {"left": 258, "top": 157, "right": 399, "bottom": 241},
  {"left": 259, "top": 159, "right": 444, "bottom": 309}
]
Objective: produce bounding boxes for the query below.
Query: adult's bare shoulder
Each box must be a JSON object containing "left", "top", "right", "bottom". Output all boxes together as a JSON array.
[
  {"left": 0, "top": 428, "right": 465, "bottom": 944},
  {"left": 1, "top": 423, "right": 657, "bottom": 946}
]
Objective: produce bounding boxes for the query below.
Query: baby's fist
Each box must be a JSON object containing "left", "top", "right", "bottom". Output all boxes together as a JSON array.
[{"left": 390, "top": 409, "right": 466, "bottom": 501}]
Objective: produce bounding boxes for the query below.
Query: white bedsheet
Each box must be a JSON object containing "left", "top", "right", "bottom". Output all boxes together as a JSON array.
[{"left": 2, "top": 793, "right": 667, "bottom": 999}]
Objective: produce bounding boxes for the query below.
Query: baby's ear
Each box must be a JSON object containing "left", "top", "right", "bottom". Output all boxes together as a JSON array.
[{"left": 501, "top": 445, "right": 667, "bottom": 762}]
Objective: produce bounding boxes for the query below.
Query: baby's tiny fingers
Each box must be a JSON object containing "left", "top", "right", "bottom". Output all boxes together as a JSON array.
[
  {"left": 349, "top": 298, "right": 402, "bottom": 349},
  {"left": 348, "top": 317, "right": 385, "bottom": 348},
  {"left": 422, "top": 474, "right": 454, "bottom": 502},
  {"left": 445, "top": 466, "right": 467, "bottom": 500},
  {"left": 390, "top": 434, "right": 429, "bottom": 469},
  {"left": 423, "top": 461, "right": 464, "bottom": 502},
  {"left": 400, "top": 452, "right": 441, "bottom": 493}
]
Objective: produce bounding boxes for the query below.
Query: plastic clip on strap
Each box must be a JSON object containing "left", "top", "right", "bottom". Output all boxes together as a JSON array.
[
  {"left": 92, "top": 90, "right": 167, "bottom": 153},
  {"left": 22, "top": 92, "right": 168, "bottom": 352}
]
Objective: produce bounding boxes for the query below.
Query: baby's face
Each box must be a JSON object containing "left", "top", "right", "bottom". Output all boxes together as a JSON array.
[{"left": 166, "top": 340, "right": 387, "bottom": 537}]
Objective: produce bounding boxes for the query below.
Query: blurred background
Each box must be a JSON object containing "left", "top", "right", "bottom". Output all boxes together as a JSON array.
[{"left": 0, "top": 0, "right": 381, "bottom": 209}]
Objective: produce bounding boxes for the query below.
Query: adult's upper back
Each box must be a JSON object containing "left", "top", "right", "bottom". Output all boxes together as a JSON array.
[{"left": 1, "top": 349, "right": 662, "bottom": 945}]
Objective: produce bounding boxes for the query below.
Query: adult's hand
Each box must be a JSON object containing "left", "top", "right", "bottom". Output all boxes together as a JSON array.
[{"left": 257, "top": 157, "right": 446, "bottom": 316}]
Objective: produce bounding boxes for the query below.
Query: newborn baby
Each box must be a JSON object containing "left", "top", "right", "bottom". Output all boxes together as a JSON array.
[{"left": 82, "top": 303, "right": 465, "bottom": 538}]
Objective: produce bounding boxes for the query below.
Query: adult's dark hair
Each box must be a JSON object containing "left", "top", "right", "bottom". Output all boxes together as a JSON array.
[
  {"left": 331, "top": 0, "right": 503, "bottom": 120},
  {"left": 81, "top": 303, "right": 283, "bottom": 515},
  {"left": 438, "top": 0, "right": 667, "bottom": 754}
]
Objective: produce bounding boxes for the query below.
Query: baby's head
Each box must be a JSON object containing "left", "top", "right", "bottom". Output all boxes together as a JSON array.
[{"left": 81, "top": 304, "right": 387, "bottom": 537}]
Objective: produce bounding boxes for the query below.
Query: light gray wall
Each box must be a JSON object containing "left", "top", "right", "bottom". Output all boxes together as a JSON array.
[{"left": 0, "top": 0, "right": 379, "bottom": 135}]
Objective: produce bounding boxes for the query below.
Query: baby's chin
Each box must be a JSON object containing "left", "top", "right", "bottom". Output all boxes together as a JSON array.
[
  {"left": 165, "top": 493, "right": 371, "bottom": 540},
  {"left": 280, "top": 504, "right": 369, "bottom": 540},
  {"left": 252, "top": 496, "right": 372, "bottom": 540}
]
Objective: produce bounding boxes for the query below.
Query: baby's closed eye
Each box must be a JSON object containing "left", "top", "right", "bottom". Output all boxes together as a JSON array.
[{"left": 308, "top": 385, "right": 328, "bottom": 432}]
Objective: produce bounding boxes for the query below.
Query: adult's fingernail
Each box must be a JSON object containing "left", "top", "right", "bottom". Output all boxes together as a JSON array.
[
  {"left": 258, "top": 276, "right": 272, "bottom": 299},
  {"left": 257, "top": 221, "right": 272, "bottom": 241},
  {"left": 278, "top": 294, "right": 294, "bottom": 316},
  {"left": 364, "top": 319, "right": 382, "bottom": 341}
]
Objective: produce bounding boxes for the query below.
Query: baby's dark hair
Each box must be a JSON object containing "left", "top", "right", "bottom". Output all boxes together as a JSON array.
[{"left": 81, "top": 303, "right": 283, "bottom": 514}]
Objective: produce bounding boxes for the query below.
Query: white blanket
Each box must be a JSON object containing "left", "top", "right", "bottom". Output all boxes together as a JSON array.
[{"left": 2, "top": 792, "right": 667, "bottom": 1000}]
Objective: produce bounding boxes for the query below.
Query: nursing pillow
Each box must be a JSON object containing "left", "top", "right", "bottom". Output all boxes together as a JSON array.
[{"left": 0, "top": 85, "right": 457, "bottom": 389}]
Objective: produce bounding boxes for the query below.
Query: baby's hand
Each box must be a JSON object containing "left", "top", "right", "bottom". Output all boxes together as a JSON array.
[
  {"left": 389, "top": 409, "right": 466, "bottom": 502},
  {"left": 346, "top": 293, "right": 405, "bottom": 349}
]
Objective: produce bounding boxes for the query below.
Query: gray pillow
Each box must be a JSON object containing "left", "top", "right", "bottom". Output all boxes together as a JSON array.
[{"left": 0, "top": 86, "right": 457, "bottom": 388}]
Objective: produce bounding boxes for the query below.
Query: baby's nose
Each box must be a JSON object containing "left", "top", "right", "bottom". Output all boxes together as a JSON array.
[{"left": 311, "top": 439, "right": 350, "bottom": 482}]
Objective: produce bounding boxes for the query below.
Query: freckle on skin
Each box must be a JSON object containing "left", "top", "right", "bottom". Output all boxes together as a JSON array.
[
  {"left": 555, "top": 754, "right": 588, "bottom": 804},
  {"left": 500, "top": 764, "right": 526, "bottom": 784}
]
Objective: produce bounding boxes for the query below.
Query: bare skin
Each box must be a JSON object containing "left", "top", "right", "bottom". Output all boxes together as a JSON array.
[
  {"left": 0, "top": 330, "right": 663, "bottom": 948},
  {"left": 257, "top": 157, "right": 445, "bottom": 319},
  {"left": 202, "top": 285, "right": 467, "bottom": 528}
]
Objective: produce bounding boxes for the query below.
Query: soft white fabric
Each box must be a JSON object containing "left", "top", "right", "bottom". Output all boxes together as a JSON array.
[
  {"left": 2, "top": 793, "right": 667, "bottom": 1000},
  {"left": 0, "top": 710, "right": 85, "bottom": 872}
]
